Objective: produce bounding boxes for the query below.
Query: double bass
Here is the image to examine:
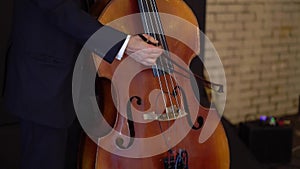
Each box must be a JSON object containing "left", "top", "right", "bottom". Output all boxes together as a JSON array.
[{"left": 79, "top": 0, "right": 230, "bottom": 168}]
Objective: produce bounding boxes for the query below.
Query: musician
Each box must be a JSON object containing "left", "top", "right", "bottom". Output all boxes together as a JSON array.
[{"left": 3, "top": 0, "right": 162, "bottom": 169}]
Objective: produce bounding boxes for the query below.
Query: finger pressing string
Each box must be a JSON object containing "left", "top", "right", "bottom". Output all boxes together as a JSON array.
[{"left": 138, "top": 34, "right": 160, "bottom": 46}]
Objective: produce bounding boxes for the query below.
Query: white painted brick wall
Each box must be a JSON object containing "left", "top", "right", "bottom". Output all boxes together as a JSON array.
[{"left": 205, "top": 0, "right": 300, "bottom": 124}]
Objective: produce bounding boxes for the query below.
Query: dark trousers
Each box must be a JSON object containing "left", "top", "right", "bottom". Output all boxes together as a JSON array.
[{"left": 20, "top": 118, "right": 82, "bottom": 169}]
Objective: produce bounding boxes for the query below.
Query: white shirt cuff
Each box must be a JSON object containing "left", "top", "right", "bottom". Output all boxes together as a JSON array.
[{"left": 116, "top": 35, "right": 131, "bottom": 60}]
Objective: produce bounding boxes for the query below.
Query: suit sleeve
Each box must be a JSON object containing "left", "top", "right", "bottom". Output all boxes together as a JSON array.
[{"left": 29, "top": 0, "right": 127, "bottom": 63}]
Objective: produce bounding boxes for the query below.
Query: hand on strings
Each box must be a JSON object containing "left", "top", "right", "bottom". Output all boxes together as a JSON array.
[{"left": 125, "top": 34, "right": 163, "bottom": 66}]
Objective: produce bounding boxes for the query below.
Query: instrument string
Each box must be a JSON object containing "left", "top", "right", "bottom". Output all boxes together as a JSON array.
[
  {"left": 140, "top": 1, "right": 172, "bottom": 152},
  {"left": 146, "top": 0, "right": 176, "bottom": 118},
  {"left": 138, "top": 1, "right": 224, "bottom": 93},
  {"left": 145, "top": 2, "right": 185, "bottom": 164},
  {"left": 139, "top": 0, "right": 169, "bottom": 117},
  {"left": 143, "top": 1, "right": 184, "bottom": 157},
  {"left": 147, "top": 0, "right": 184, "bottom": 118}
]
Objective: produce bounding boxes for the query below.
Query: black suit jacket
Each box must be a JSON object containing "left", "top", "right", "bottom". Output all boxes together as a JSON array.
[{"left": 4, "top": 0, "right": 127, "bottom": 128}]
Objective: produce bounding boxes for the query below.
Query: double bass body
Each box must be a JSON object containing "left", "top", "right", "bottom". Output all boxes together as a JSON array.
[{"left": 80, "top": 0, "right": 230, "bottom": 169}]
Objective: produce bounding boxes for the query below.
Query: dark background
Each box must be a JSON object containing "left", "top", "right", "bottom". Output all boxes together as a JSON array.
[{"left": 0, "top": 0, "right": 14, "bottom": 124}]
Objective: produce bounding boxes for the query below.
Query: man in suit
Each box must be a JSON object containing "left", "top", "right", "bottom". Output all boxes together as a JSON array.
[{"left": 4, "top": 0, "right": 162, "bottom": 168}]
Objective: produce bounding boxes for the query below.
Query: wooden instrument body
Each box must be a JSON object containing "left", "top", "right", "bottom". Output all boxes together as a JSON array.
[{"left": 79, "top": 0, "right": 230, "bottom": 169}]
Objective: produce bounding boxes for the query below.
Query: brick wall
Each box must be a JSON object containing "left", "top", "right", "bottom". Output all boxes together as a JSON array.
[{"left": 205, "top": 0, "right": 300, "bottom": 124}]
